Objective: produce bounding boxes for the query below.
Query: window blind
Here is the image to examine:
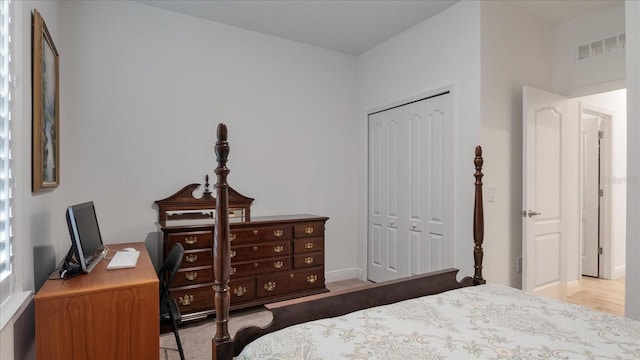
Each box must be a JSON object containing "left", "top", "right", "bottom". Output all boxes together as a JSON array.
[{"left": 0, "top": 0, "right": 13, "bottom": 306}]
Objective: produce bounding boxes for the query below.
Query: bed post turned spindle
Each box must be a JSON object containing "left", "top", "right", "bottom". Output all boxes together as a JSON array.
[
  {"left": 213, "top": 123, "right": 233, "bottom": 359},
  {"left": 473, "top": 146, "right": 486, "bottom": 285}
]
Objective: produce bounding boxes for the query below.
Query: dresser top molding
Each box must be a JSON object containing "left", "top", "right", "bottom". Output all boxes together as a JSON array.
[{"left": 155, "top": 175, "right": 254, "bottom": 222}]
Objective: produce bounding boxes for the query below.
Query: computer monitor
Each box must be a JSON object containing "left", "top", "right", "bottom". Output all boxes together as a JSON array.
[{"left": 65, "top": 201, "right": 107, "bottom": 273}]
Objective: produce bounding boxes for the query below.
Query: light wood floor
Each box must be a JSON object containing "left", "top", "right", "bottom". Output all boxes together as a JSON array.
[{"left": 567, "top": 276, "right": 625, "bottom": 316}]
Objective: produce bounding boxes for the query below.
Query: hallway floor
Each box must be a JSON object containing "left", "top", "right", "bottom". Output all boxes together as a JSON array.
[{"left": 567, "top": 276, "right": 625, "bottom": 316}]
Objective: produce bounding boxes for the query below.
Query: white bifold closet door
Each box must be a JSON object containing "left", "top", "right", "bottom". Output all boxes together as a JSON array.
[{"left": 367, "top": 92, "right": 452, "bottom": 283}]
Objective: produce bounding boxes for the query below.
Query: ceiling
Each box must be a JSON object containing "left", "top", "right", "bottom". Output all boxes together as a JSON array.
[{"left": 136, "top": 0, "right": 624, "bottom": 56}]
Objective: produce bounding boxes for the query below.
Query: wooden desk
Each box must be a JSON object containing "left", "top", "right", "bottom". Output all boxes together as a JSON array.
[{"left": 35, "top": 242, "right": 159, "bottom": 360}]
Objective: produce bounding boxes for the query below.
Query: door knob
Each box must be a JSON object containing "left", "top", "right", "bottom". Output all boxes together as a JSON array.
[{"left": 527, "top": 210, "right": 541, "bottom": 217}]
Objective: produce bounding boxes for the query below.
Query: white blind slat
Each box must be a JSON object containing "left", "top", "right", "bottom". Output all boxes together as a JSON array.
[{"left": 0, "top": 0, "right": 13, "bottom": 307}]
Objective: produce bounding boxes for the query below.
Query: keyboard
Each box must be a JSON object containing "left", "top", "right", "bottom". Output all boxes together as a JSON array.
[{"left": 106, "top": 250, "right": 140, "bottom": 270}]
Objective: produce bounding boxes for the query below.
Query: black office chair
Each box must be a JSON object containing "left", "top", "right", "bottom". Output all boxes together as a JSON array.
[{"left": 159, "top": 243, "right": 185, "bottom": 360}]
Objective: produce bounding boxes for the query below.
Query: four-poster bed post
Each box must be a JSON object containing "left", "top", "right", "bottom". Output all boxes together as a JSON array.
[
  {"left": 213, "top": 123, "right": 232, "bottom": 358},
  {"left": 473, "top": 145, "right": 485, "bottom": 285}
]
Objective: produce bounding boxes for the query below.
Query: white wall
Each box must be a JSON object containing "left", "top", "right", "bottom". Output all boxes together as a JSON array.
[
  {"left": 625, "top": 0, "right": 640, "bottom": 320},
  {"left": 553, "top": 5, "right": 626, "bottom": 95},
  {"left": 56, "top": 0, "right": 359, "bottom": 276},
  {"left": 4, "top": 1, "right": 360, "bottom": 358},
  {"left": 356, "top": 1, "right": 481, "bottom": 281},
  {"left": 479, "top": 1, "right": 554, "bottom": 288}
]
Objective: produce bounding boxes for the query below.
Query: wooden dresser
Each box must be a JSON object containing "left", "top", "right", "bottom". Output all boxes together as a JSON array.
[
  {"left": 34, "top": 242, "right": 158, "bottom": 360},
  {"left": 156, "top": 182, "right": 329, "bottom": 320}
]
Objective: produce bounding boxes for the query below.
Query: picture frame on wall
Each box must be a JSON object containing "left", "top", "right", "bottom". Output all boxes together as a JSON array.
[{"left": 32, "top": 9, "right": 59, "bottom": 192}]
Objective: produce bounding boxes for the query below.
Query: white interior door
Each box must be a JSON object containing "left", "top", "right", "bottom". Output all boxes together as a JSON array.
[
  {"left": 368, "top": 107, "right": 406, "bottom": 282},
  {"left": 522, "top": 86, "right": 569, "bottom": 296},
  {"left": 581, "top": 115, "right": 600, "bottom": 277},
  {"left": 368, "top": 93, "right": 452, "bottom": 282},
  {"left": 405, "top": 94, "right": 452, "bottom": 276}
]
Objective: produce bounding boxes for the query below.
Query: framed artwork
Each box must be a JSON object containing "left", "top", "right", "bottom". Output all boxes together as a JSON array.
[{"left": 32, "top": 9, "right": 59, "bottom": 192}]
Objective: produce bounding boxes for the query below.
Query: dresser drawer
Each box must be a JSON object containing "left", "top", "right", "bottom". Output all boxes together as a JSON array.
[
  {"left": 294, "top": 222, "right": 325, "bottom": 238},
  {"left": 293, "top": 237, "right": 324, "bottom": 254},
  {"left": 229, "top": 277, "right": 257, "bottom": 304},
  {"left": 293, "top": 252, "right": 324, "bottom": 268},
  {"left": 173, "top": 267, "right": 212, "bottom": 287},
  {"left": 181, "top": 249, "right": 212, "bottom": 268},
  {"left": 230, "top": 225, "right": 292, "bottom": 243},
  {"left": 256, "top": 267, "right": 324, "bottom": 298},
  {"left": 171, "top": 285, "right": 213, "bottom": 314},
  {"left": 167, "top": 230, "right": 212, "bottom": 250},
  {"left": 231, "top": 256, "right": 291, "bottom": 278},
  {"left": 230, "top": 240, "right": 291, "bottom": 261}
]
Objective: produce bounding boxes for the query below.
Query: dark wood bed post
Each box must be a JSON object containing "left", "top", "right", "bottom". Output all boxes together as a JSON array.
[
  {"left": 473, "top": 145, "right": 486, "bottom": 285},
  {"left": 212, "top": 123, "right": 233, "bottom": 359}
]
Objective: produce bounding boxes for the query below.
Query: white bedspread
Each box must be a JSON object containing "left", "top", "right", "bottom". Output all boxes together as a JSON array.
[{"left": 237, "top": 284, "right": 640, "bottom": 359}]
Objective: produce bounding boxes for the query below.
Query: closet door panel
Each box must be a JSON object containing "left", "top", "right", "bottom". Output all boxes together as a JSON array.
[
  {"left": 404, "top": 101, "right": 427, "bottom": 276},
  {"left": 368, "top": 92, "right": 452, "bottom": 282},
  {"left": 368, "top": 107, "right": 404, "bottom": 282},
  {"left": 424, "top": 93, "right": 452, "bottom": 271},
  {"left": 368, "top": 114, "right": 385, "bottom": 281},
  {"left": 405, "top": 94, "right": 452, "bottom": 276},
  {"left": 429, "top": 109, "right": 445, "bottom": 225}
]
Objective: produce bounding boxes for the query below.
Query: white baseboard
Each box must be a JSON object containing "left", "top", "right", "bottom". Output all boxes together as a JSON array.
[
  {"left": 613, "top": 265, "right": 626, "bottom": 279},
  {"left": 535, "top": 281, "right": 566, "bottom": 300},
  {"left": 566, "top": 279, "right": 581, "bottom": 296},
  {"left": 325, "top": 268, "right": 361, "bottom": 283}
]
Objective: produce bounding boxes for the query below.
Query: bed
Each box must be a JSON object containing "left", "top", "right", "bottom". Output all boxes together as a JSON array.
[{"left": 208, "top": 123, "right": 640, "bottom": 360}]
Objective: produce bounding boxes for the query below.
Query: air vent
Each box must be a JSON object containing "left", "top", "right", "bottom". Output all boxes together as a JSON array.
[{"left": 577, "top": 32, "right": 625, "bottom": 62}]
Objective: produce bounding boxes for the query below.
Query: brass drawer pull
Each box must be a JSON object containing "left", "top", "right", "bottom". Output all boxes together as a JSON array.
[
  {"left": 274, "top": 261, "right": 284, "bottom": 269},
  {"left": 230, "top": 233, "right": 236, "bottom": 242},
  {"left": 253, "top": 230, "right": 259, "bottom": 235},
  {"left": 230, "top": 250, "right": 237, "bottom": 258},
  {"left": 307, "top": 275, "right": 318, "bottom": 284},
  {"left": 304, "top": 242, "right": 314, "bottom": 249},
  {"left": 184, "top": 236, "right": 198, "bottom": 245},
  {"left": 234, "top": 286, "right": 247, "bottom": 297},
  {"left": 304, "top": 257, "right": 314, "bottom": 265},
  {"left": 253, "top": 246, "right": 259, "bottom": 251},
  {"left": 253, "top": 262, "right": 259, "bottom": 268},
  {"left": 178, "top": 294, "right": 194, "bottom": 306},
  {"left": 230, "top": 267, "right": 236, "bottom": 275},
  {"left": 273, "top": 245, "right": 284, "bottom": 253},
  {"left": 185, "top": 254, "right": 198, "bottom": 263},
  {"left": 185, "top": 272, "right": 198, "bottom": 281},
  {"left": 264, "top": 281, "right": 277, "bottom": 292},
  {"left": 304, "top": 227, "right": 314, "bottom": 235},
  {"left": 273, "top": 229, "right": 284, "bottom": 238}
]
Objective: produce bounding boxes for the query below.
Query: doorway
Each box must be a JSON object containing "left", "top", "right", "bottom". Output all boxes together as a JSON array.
[
  {"left": 576, "top": 89, "right": 627, "bottom": 281},
  {"left": 580, "top": 108, "right": 611, "bottom": 278},
  {"left": 522, "top": 87, "right": 626, "bottom": 297}
]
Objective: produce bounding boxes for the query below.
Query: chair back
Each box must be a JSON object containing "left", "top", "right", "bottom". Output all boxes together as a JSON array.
[{"left": 159, "top": 243, "right": 184, "bottom": 305}]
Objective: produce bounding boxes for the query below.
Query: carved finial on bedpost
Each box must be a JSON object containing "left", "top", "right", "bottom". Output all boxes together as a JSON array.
[
  {"left": 473, "top": 146, "right": 486, "bottom": 285},
  {"left": 213, "top": 123, "right": 231, "bottom": 347}
]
